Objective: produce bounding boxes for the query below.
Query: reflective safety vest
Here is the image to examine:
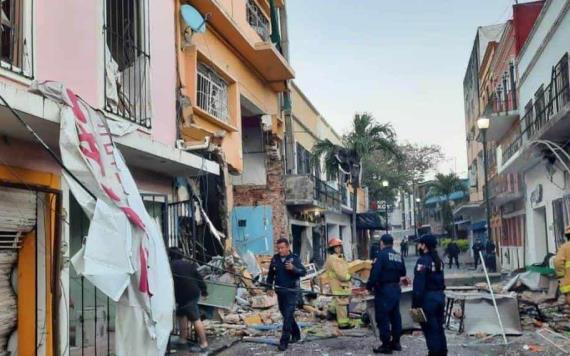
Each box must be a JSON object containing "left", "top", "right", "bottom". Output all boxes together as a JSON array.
[
  {"left": 554, "top": 241, "right": 570, "bottom": 294},
  {"left": 325, "top": 254, "right": 352, "bottom": 296}
]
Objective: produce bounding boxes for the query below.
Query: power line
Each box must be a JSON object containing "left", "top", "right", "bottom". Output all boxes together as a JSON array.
[{"left": 0, "top": 94, "right": 96, "bottom": 200}]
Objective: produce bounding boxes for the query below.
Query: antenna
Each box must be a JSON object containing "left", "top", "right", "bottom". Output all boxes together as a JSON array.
[{"left": 180, "top": 4, "right": 208, "bottom": 34}]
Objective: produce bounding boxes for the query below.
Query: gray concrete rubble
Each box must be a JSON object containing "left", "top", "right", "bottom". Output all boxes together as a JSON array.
[{"left": 169, "top": 255, "right": 570, "bottom": 355}]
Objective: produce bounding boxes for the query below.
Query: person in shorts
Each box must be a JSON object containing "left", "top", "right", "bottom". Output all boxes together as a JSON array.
[{"left": 169, "top": 247, "right": 209, "bottom": 353}]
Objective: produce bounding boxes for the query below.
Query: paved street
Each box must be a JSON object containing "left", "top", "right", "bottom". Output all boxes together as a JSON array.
[
  {"left": 196, "top": 255, "right": 520, "bottom": 356},
  {"left": 213, "top": 330, "right": 563, "bottom": 356}
]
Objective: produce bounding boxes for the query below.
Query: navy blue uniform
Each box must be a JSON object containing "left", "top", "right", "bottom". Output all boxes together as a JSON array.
[
  {"left": 367, "top": 247, "right": 406, "bottom": 346},
  {"left": 412, "top": 254, "right": 447, "bottom": 356},
  {"left": 266, "top": 252, "right": 307, "bottom": 348}
]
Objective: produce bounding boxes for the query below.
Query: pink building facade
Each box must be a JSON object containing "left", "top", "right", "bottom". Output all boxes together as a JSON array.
[{"left": 0, "top": 1, "right": 219, "bottom": 355}]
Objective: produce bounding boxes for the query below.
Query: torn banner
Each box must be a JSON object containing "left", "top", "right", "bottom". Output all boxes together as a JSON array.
[{"left": 31, "top": 81, "right": 174, "bottom": 355}]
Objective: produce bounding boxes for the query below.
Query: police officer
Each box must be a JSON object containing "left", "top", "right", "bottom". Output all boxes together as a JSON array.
[
  {"left": 413, "top": 234, "right": 447, "bottom": 356},
  {"left": 401, "top": 238, "right": 408, "bottom": 258},
  {"left": 325, "top": 238, "right": 353, "bottom": 329},
  {"left": 266, "top": 237, "right": 307, "bottom": 351},
  {"left": 472, "top": 239, "right": 483, "bottom": 269},
  {"left": 367, "top": 234, "right": 407, "bottom": 354}
]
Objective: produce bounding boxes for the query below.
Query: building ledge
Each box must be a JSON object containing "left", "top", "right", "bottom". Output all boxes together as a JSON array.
[
  {"left": 487, "top": 111, "right": 519, "bottom": 141},
  {"left": 192, "top": 106, "right": 239, "bottom": 133},
  {"left": 191, "top": 0, "right": 294, "bottom": 89},
  {"left": 0, "top": 82, "right": 219, "bottom": 176}
]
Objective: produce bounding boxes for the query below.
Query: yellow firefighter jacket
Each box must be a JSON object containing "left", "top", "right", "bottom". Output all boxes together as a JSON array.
[
  {"left": 325, "top": 254, "right": 352, "bottom": 297},
  {"left": 554, "top": 241, "right": 570, "bottom": 294}
]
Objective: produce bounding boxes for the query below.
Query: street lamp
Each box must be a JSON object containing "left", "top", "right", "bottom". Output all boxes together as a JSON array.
[
  {"left": 382, "top": 180, "right": 389, "bottom": 233},
  {"left": 477, "top": 117, "right": 495, "bottom": 271},
  {"left": 414, "top": 197, "right": 421, "bottom": 238}
]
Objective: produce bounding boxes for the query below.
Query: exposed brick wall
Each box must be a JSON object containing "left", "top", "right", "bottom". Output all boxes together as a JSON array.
[{"left": 233, "top": 135, "right": 287, "bottom": 252}]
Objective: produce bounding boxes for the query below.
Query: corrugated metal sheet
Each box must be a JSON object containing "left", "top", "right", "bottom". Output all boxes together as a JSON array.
[{"left": 0, "top": 187, "right": 36, "bottom": 250}]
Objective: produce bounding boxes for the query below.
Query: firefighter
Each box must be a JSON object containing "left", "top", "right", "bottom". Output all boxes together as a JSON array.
[
  {"left": 413, "top": 234, "right": 447, "bottom": 356},
  {"left": 325, "top": 238, "right": 353, "bottom": 329},
  {"left": 554, "top": 225, "right": 570, "bottom": 304},
  {"left": 367, "top": 234, "right": 406, "bottom": 354}
]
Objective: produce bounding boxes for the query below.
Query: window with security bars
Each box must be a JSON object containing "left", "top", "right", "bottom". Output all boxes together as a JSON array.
[
  {"left": 0, "top": 0, "right": 33, "bottom": 78},
  {"left": 554, "top": 53, "right": 569, "bottom": 108},
  {"left": 197, "top": 63, "right": 229, "bottom": 122},
  {"left": 104, "top": 0, "right": 152, "bottom": 128},
  {"left": 296, "top": 143, "right": 313, "bottom": 175},
  {"left": 246, "top": 0, "right": 270, "bottom": 41}
]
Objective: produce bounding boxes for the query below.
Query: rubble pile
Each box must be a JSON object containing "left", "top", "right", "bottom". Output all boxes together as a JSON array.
[
  {"left": 194, "top": 252, "right": 374, "bottom": 341},
  {"left": 503, "top": 270, "right": 570, "bottom": 334},
  {"left": 447, "top": 268, "right": 570, "bottom": 339}
]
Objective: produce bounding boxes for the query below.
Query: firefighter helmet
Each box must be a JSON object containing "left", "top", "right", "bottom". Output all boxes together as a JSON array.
[{"left": 328, "top": 238, "right": 343, "bottom": 248}]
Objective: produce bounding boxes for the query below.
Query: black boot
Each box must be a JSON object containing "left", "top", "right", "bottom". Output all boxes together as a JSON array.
[
  {"left": 373, "top": 344, "right": 393, "bottom": 354},
  {"left": 390, "top": 341, "right": 402, "bottom": 351}
]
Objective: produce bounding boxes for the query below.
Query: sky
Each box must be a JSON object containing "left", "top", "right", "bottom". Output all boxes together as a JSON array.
[{"left": 287, "top": 0, "right": 517, "bottom": 178}]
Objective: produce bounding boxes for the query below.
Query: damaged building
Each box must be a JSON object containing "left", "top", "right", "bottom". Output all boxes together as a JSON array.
[{"left": 175, "top": 0, "right": 294, "bottom": 259}]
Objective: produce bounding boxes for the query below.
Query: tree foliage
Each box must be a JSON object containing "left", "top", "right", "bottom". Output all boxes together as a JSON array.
[
  {"left": 427, "top": 173, "right": 466, "bottom": 236},
  {"left": 312, "top": 113, "right": 399, "bottom": 188},
  {"left": 362, "top": 143, "right": 444, "bottom": 204}
]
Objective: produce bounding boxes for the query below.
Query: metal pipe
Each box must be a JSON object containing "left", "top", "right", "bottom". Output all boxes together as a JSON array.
[{"left": 482, "top": 129, "right": 493, "bottom": 245}]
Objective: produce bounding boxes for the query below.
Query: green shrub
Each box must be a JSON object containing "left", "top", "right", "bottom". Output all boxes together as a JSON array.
[{"left": 439, "top": 238, "right": 469, "bottom": 252}]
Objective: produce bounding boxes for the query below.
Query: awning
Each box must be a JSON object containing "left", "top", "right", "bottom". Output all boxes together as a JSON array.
[
  {"left": 356, "top": 212, "right": 386, "bottom": 230},
  {"left": 425, "top": 191, "right": 467, "bottom": 205}
]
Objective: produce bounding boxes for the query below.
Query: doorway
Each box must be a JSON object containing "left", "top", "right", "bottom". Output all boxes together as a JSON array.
[{"left": 532, "top": 207, "right": 548, "bottom": 263}]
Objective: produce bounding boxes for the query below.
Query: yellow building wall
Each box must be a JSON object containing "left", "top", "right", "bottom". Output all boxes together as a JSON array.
[
  {"left": 218, "top": 0, "right": 273, "bottom": 45},
  {"left": 178, "top": 18, "right": 281, "bottom": 172},
  {"left": 0, "top": 165, "right": 60, "bottom": 356}
]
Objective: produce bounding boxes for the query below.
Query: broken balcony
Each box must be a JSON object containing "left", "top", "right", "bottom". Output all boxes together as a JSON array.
[{"left": 285, "top": 175, "right": 341, "bottom": 211}]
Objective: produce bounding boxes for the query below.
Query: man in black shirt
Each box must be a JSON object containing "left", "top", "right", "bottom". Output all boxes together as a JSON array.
[
  {"left": 169, "top": 248, "right": 209, "bottom": 353},
  {"left": 266, "top": 238, "right": 307, "bottom": 351}
]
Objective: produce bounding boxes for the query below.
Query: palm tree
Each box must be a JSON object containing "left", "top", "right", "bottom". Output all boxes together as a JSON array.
[
  {"left": 427, "top": 173, "right": 466, "bottom": 239},
  {"left": 312, "top": 113, "right": 399, "bottom": 249}
]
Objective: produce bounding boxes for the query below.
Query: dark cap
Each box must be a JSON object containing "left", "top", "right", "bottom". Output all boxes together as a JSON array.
[
  {"left": 418, "top": 234, "right": 437, "bottom": 249},
  {"left": 380, "top": 234, "right": 394, "bottom": 244}
]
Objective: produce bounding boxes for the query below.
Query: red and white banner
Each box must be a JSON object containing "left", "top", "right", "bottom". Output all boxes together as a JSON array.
[{"left": 32, "top": 81, "right": 174, "bottom": 355}]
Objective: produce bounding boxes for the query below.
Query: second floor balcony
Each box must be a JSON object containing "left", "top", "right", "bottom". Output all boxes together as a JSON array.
[
  {"left": 500, "top": 52, "right": 570, "bottom": 172},
  {"left": 488, "top": 173, "right": 523, "bottom": 206},
  {"left": 285, "top": 174, "right": 341, "bottom": 211},
  {"left": 187, "top": 0, "right": 294, "bottom": 91},
  {"left": 483, "top": 90, "right": 519, "bottom": 142}
]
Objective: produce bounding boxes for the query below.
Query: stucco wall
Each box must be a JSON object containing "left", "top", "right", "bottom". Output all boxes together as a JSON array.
[
  {"left": 524, "top": 161, "right": 563, "bottom": 264},
  {"left": 34, "top": 0, "right": 177, "bottom": 146},
  {"left": 518, "top": 1, "right": 570, "bottom": 110}
]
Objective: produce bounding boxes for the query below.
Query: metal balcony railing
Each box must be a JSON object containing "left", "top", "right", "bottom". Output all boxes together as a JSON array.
[
  {"left": 246, "top": 0, "right": 270, "bottom": 41},
  {"left": 502, "top": 132, "right": 523, "bottom": 164},
  {"left": 501, "top": 53, "right": 570, "bottom": 164},
  {"left": 488, "top": 173, "right": 522, "bottom": 200},
  {"left": 314, "top": 176, "right": 341, "bottom": 211},
  {"left": 484, "top": 90, "right": 517, "bottom": 116}
]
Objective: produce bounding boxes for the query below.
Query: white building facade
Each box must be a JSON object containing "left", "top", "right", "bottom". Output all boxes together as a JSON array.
[{"left": 501, "top": 0, "right": 570, "bottom": 265}]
